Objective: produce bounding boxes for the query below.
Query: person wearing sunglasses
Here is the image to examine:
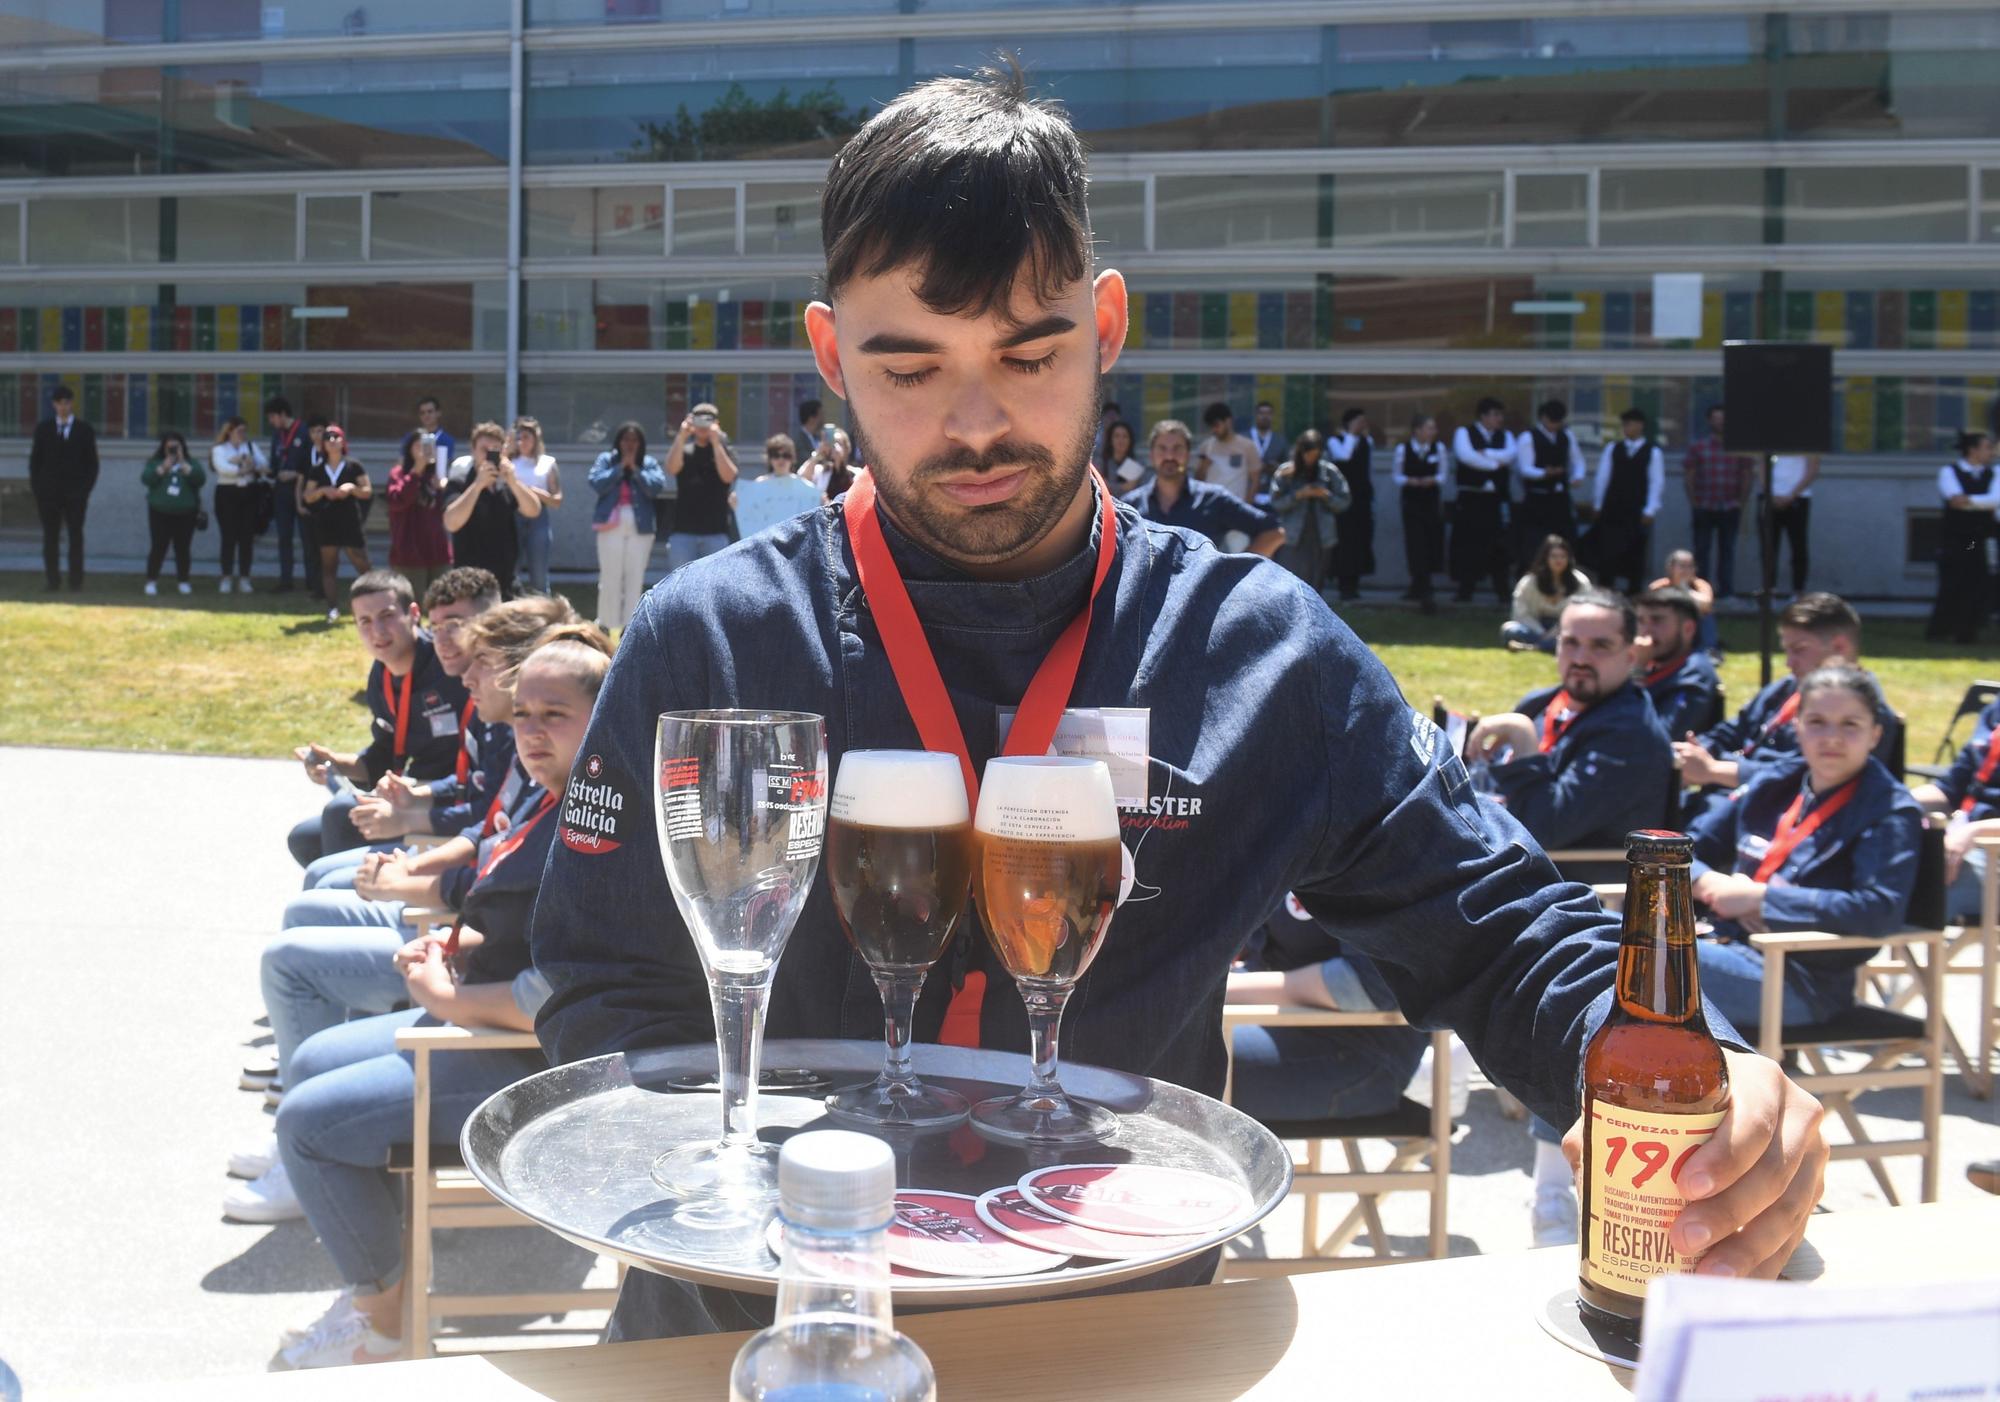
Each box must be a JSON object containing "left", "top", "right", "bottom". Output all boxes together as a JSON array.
[
  {"left": 301, "top": 425, "right": 373, "bottom": 623},
  {"left": 732, "top": 433, "right": 827, "bottom": 540}
]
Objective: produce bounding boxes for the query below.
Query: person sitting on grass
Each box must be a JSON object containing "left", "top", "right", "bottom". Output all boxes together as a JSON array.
[
  {"left": 1684, "top": 664, "right": 1922, "bottom": 1031},
  {"left": 1649, "top": 548, "right": 1718, "bottom": 655},
  {"left": 1633, "top": 585, "right": 1721, "bottom": 739},
  {"left": 263, "top": 627, "right": 612, "bottom": 1371},
  {"left": 286, "top": 572, "right": 469, "bottom": 870},
  {"left": 1500, "top": 534, "right": 1589, "bottom": 653}
]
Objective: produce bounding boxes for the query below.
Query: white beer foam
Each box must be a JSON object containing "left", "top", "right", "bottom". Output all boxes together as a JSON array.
[
  {"left": 831, "top": 750, "right": 970, "bottom": 827},
  {"left": 976, "top": 756, "right": 1120, "bottom": 842}
]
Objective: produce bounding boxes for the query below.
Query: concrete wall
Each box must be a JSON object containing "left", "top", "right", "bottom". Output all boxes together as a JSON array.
[{"left": 0, "top": 439, "right": 1961, "bottom": 600}]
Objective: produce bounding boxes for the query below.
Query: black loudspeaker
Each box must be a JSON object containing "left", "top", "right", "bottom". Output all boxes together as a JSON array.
[{"left": 1721, "top": 341, "right": 1833, "bottom": 454}]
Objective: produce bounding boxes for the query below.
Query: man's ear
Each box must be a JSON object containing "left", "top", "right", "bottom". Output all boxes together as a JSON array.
[
  {"left": 804, "top": 302, "right": 846, "bottom": 401},
  {"left": 1092, "top": 270, "right": 1129, "bottom": 375}
]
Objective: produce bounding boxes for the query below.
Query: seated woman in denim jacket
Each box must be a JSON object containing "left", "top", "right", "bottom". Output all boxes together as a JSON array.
[
  {"left": 269, "top": 628, "right": 613, "bottom": 1370},
  {"left": 1686, "top": 663, "right": 1923, "bottom": 1031}
]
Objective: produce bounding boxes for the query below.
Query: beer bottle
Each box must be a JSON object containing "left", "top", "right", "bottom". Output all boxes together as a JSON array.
[{"left": 1578, "top": 829, "right": 1730, "bottom": 1333}]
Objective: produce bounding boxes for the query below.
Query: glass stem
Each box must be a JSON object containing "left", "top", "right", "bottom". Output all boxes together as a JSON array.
[
  {"left": 875, "top": 971, "right": 925, "bottom": 1086},
  {"left": 711, "top": 970, "right": 771, "bottom": 1151},
  {"left": 1022, "top": 984, "right": 1072, "bottom": 1096}
]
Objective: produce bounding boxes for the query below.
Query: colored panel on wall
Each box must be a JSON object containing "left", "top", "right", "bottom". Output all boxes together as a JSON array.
[
  {"left": 1283, "top": 374, "right": 1314, "bottom": 439},
  {"left": 1121, "top": 292, "right": 1144, "bottom": 350},
  {"left": 1537, "top": 291, "right": 1571, "bottom": 351},
  {"left": 1283, "top": 291, "right": 1313, "bottom": 350},
  {"left": 713, "top": 375, "right": 738, "bottom": 437},
  {"left": 216, "top": 304, "right": 239, "bottom": 352},
  {"left": 104, "top": 305, "right": 127, "bottom": 353},
  {"left": 1723, "top": 291, "right": 1756, "bottom": 343},
  {"left": 128, "top": 375, "right": 148, "bottom": 437},
  {"left": 1698, "top": 291, "right": 1724, "bottom": 349},
  {"left": 60, "top": 305, "right": 81, "bottom": 351},
  {"left": 1573, "top": 293, "right": 1602, "bottom": 350},
  {"left": 0, "top": 308, "right": 14, "bottom": 354},
  {"left": 1906, "top": 290, "right": 1936, "bottom": 350},
  {"left": 1169, "top": 373, "right": 1198, "bottom": 424},
  {"left": 1902, "top": 379, "right": 1936, "bottom": 453},
  {"left": 769, "top": 300, "right": 795, "bottom": 350},
  {"left": 39, "top": 308, "right": 60, "bottom": 351},
  {"left": 665, "top": 300, "right": 689, "bottom": 351},
  {"left": 239, "top": 373, "right": 261, "bottom": 425},
  {"left": 1602, "top": 292, "right": 1633, "bottom": 348},
  {"left": 1782, "top": 291, "right": 1813, "bottom": 340},
  {"left": 194, "top": 305, "right": 216, "bottom": 352},
  {"left": 104, "top": 374, "right": 125, "bottom": 437},
  {"left": 738, "top": 300, "right": 765, "bottom": 351},
  {"left": 195, "top": 373, "right": 217, "bottom": 434},
  {"left": 1141, "top": 374, "right": 1171, "bottom": 437},
  {"left": 1936, "top": 290, "right": 1969, "bottom": 350},
  {"left": 82, "top": 306, "right": 104, "bottom": 352},
  {"left": 80, "top": 375, "right": 103, "bottom": 425},
  {"left": 1844, "top": 291, "right": 1875, "bottom": 351},
  {"left": 263, "top": 305, "right": 285, "bottom": 351},
  {"left": 1171, "top": 292, "right": 1200, "bottom": 346},
  {"left": 1256, "top": 292, "right": 1284, "bottom": 351},
  {"left": 1200, "top": 293, "right": 1228, "bottom": 348},
  {"left": 1227, "top": 292, "right": 1257, "bottom": 351},
  {"left": 715, "top": 300, "right": 739, "bottom": 351},
  {"left": 217, "top": 372, "right": 239, "bottom": 423},
  {"left": 690, "top": 302, "right": 716, "bottom": 351},
  {"left": 129, "top": 306, "right": 153, "bottom": 353},
  {"left": 1873, "top": 377, "right": 1904, "bottom": 452},
  {"left": 1812, "top": 291, "right": 1843, "bottom": 346},
  {"left": 1143, "top": 292, "right": 1171, "bottom": 349},
  {"left": 1876, "top": 291, "right": 1905, "bottom": 350},
  {"left": 238, "top": 305, "right": 260, "bottom": 353},
  {"left": 171, "top": 305, "right": 193, "bottom": 351},
  {"left": 1841, "top": 376, "right": 1874, "bottom": 453}
]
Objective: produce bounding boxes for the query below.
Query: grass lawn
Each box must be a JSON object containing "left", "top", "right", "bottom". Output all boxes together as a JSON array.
[{"left": 0, "top": 571, "right": 1989, "bottom": 764}]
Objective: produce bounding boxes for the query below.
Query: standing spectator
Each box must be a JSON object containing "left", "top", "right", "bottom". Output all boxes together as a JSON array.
[
  {"left": 1123, "top": 418, "right": 1283, "bottom": 557},
  {"left": 1191, "top": 402, "right": 1260, "bottom": 503},
  {"left": 415, "top": 396, "right": 456, "bottom": 487},
  {"left": 1682, "top": 404, "right": 1754, "bottom": 599},
  {"left": 1099, "top": 419, "right": 1146, "bottom": 489},
  {"left": 510, "top": 416, "right": 563, "bottom": 594},
  {"left": 588, "top": 421, "right": 669, "bottom": 631},
  {"left": 1926, "top": 430, "right": 1998, "bottom": 644},
  {"left": 386, "top": 432, "right": 452, "bottom": 599},
  {"left": 803, "top": 426, "right": 856, "bottom": 499},
  {"left": 1450, "top": 397, "right": 1514, "bottom": 603},
  {"left": 1327, "top": 408, "right": 1376, "bottom": 602},
  {"left": 301, "top": 416, "right": 332, "bottom": 603},
  {"left": 734, "top": 434, "right": 826, "bottom": 540},
  {"left": 444, "top": 421, "right": 543, "bottom": 600},
  {"left": 1395, "top": 413, "right": 1447, "bottom": 612},
  {"left": 304, "top": 425, "right": 373, "bottom": 622},
  {"left": 210, "top": 416, "right": 268, "bottom": 594},
  {"left": 1650, "top": 548, "right": 1719, "bottom": 656},
  {"left": 1513, "top": 399, "right": 1586, "bottom": 571},
  {"left": 1270, "top": 428, "right": 1349, "bottom": 596},
  {"left": 1091, "top": 398, "right": 1123, "bottom": 470},
  {"left": 28, "top": 384, "right": 98, "bottom": 592},
  {"left": 1588, "top": 406, "right": 1664, "bottom": 595},
  {"left": 664, "top": 401, "right": 738, "bottom": 573},
  {"left": 1763, "top": 450, "right": 1819, "bottom": 598},
  {"left": 264, "top": 396, "right": 316, "bottom": 598},
  {"left": 140, "top": 430, "right": 205, "bottom": 597},
  {"left": 1501, "top": 535, "right": 1590, "bottom": 652},
  {"left": 792, "top": 398, "right": 825, "bottom": 464},
  {"left": 1247, "top": 401, "right": 1286, "bottom": 486}
]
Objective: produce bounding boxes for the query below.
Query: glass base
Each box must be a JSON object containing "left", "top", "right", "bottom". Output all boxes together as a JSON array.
[
  {"left": 651, "top": 1139, "right": 780, "bottom": 1225},
  {"left": 825, "top": 1074, "right": 969, "bottom": 1130},
  {"left": 970, "top": 1087, "right": 1116, "bottom": 1145}
]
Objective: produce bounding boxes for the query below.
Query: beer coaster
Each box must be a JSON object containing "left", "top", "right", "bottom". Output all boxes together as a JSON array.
[
  {"left": 1018, "top": 1163, "right": 1251, "bottom": 1237},
  {"left": 766, "top": 1217, "right": 947, "bottom": 1280},
  {"left": 887, "top": 1191, "right": 1069, "bottom": 1277},
  {"left": 974, "top": 1186, "right": 1209, "bottom": 1260}
]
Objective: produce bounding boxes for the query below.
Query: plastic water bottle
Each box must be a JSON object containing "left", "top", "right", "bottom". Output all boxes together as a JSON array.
[{"left": 730, "top": 1131, "right": 936, "bottom": 1402}]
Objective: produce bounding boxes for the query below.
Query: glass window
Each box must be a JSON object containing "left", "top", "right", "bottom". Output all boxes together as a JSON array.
[
  {"left": 744, "top": 183, "right": 822, "bottom": 257},
  {"left": 1155, "top": 176, "right": 1319, "bottom": 251},
  {"left": 1774, "top": 268, "right": 2000, "bottom": 351},
  {"left": 1513, "top": 173, "right": 1590, "bottom": 249},
  {"left": 304, "top": 196, "right": 366, "bottom": 261},
  {"left": 1984, "top": 173, "right": 2000, "bottom": 244},
  {"left": 1785, "top": 12, "right": 2000, "bottom": 142},
  {"left": 1781, "top": 166, "right": 1969, "bottom": 245},
  {"left": 174, "top": 193, "right": 297, "bottom": 264},
  {"left": 0, "top": 0, "right": 508, "bottom": 45},
  {"left": 0, "top": 202, "right": 19, "bottom": 264},
  {"left": 519, "top": 369, "right": 835, "bottom": 447},
  {"left": 1089, "top": 180, "right": 1146, "bottom": 254},
  {"left": 1598, "top": 168, "right": 1766, "bottom": 247},
  {"left": 524, "top": 186, "right": 666, "bottom": 258},
  {"left": 28, "top": 198, "right": 161, "bottom": 264},
  {"left": 1332, "top": 172, "right": 1505, "bottom": 250},
  {"left": 672, "top": 186, "right": 739, "bottom": 256},
  {"left": 525, "top": 276, "right": 818, "bottom": 350},
  {"left": 370, "top": 189, "right": 509, "bottom": 262}
]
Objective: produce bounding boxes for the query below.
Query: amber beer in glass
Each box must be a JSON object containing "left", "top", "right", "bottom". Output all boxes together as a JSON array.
[{"left": 1578, "top": 829, "right": 1730, "bottom": 1333}]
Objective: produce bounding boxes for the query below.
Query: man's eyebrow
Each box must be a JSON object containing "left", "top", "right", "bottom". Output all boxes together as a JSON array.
[{"left": 855, "top": 313, "right": 1078, "bottom": 357}]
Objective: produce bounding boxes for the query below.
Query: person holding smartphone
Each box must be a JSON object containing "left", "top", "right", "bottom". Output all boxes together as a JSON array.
[
  {"left": 443, "top": 420, "right": 543, "bottom": 599},
  {"left": 661, "top": 401, "right": 738, "bottom": 574},
  {"left": 302, "top": 424, "right": 373, "bottom": 622},
  {"left": 140, "top": 430, "right": 206, "bottom": 596}
]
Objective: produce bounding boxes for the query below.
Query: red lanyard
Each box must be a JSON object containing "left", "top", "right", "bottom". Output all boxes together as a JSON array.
[
  {"left": 1744, "top": 690, "right": 1800, "bottom": 756},
  {"left": 1752, "top": 776, "right": 1859, "bottom": 883},
  {"left": 1539, "top": 690, "right": 1582, "bottom": 754},
  {"left": 1640, "top": 655, "right": 1683, "bottom": 689},
  {"left": 844, "top": 466, "right": 1120, "bottom": 1046},
  {"left": 446, "top": 791, "right": 555, "bottom": 958},
  {"left": 383, "top": 669, "right": 413, "bottom": 764},
  {"left": 452, "top": 699, "right": 477, "bottom": 785},
  {"left": 1963, "top": 727, "right": 2000, "bottom": 815}
]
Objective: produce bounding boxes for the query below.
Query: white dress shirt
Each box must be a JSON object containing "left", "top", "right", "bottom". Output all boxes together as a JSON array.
[
  {"left": 1450, "top": 426, "right": 1512, "bottom": 491},
  {"left": 1515, "top": 425, "right": 1587, "bottom": 486},
  {"left": 1394, "top": 441, "right": 1451, "bottom": 488},
  {"left": 1938, "top": 461, "right": 2000, "bottom": 510},
  {"left": 1593, "top": 437, "right": 1665, "bottom": 518}
]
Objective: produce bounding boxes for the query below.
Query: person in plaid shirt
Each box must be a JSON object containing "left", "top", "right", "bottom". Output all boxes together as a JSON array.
[{"left": 1683, "top": 403, "right": 1755, "bottom": 598}]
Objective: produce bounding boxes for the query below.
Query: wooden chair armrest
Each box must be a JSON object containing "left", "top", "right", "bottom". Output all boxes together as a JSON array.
[
  {"left": 1745, "top": 928, "right": 1942, "bottom": 954},
  {"left": 1547, "top": 849, "right": 1626, "bottom": 866},
  {"left": 1221, "top": 1004, "right": 1410, "bottom": 1030},
  {"left": 394, "top": 1024, "right": 542, "bottom": 1052},
  {"left": 399, "top": 906, "right": 453, "bottom": 929},
  {"left": 1591, "top": 883, "right": 1625, "bottom": 911},
  {"left": 1975, "top": 833, "right": 2000, "bottom": 852}
]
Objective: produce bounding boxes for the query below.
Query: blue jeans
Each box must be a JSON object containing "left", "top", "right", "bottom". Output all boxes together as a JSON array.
[
  {"left": 282, "top": 887, "right": 405, "bottom": 932},
  {"left": 1500, "top": 619, "right": 1558, "bottom": 653},
  {"left": 1229, "top": 1021, "right": 1426, "bottom": 1122},
  {"left": 288, "top": 791, "right": 365, "bottom": 868},
  {"left": 260, "top": 925, "right": 411, "bottom": 1073},
  {"left": 1696, "top": 937, "right": 1848, "bottom": 1031},
  {"left": 277, "top": 1009, "right": 545, "bottom": 1292},
  {"left": 1690, "top": 507, "right": 1740, "bottom": 597},
  {"left": 301, "top": 843, "right": 399, "bottom": 891},
  {"left": 665, "top": 531, "right": 730, "bottom": 575},
  {"left": 517, "top": 511, "right": 554, "bottom": 594},
  {"left": 1946, "top": 843, "right": 1990, "bottom": 925}
]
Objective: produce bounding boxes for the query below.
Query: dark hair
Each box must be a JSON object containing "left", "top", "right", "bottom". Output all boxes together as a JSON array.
[
  {"left": 154, "top": 430, "right": 189, "bottom": 460},
  {"left": 350, "top": 569, "right": 416, "bottom": 609},
  {"left": 1255, "top": 400, "right": 1273, "bottom": 413},
  {"left": 820, "top": 57, "right": 1088, "bottom": 323},
  {"left": 1203, "top": 401, "right": 1233, "bottom": 427},
  {"left": 1291, "top": 428, "right": 1325, "bottom": 464},
  {"left": 1102, "top": 419, "right": 1135, "bottom": 463},
  {"left": 398, "top": 430, "right": 433, "bottom": 473},
  {"left": 798, "top": 398, "right": 822, "bottom": 425},
  {"left": 423, "top": 566, "right": 501, "bottom": 613},
  {"left": 1408, "top": 412, "right": 1437, "bottom": 437},
  {"left": 1780, "top": 591, "right": 1862, "bottom": 645},
  {"left": 1538, "top": 399, "right": 1567, "bottom": 423},
  {"left": 1561, "top": 586, "right": 1639, "bottom": 643},
  {"left": 1102, "top": 400, "right": 1122, "bottom": 415},
  {"left": 1620, "top": 406, "right": 1648, "bottom": 427},
  {"left": 1956, "top": 429, "right": 1992, "bottom": 456},
  {"left": 1475, "top": 396, "right": 1504, "bottom": 418},
  {"left": 416, "top": 395, "right": 440, "bottom": 412},
  {"left": 263, "top": 395, "right": 293, "bottom": 418},
  {"left": 1340, "top": 406, "right": 1366, "bottom": 429},
  {"left": 307, "top": 413, "right": 329, "bottom": 430},
  {"left": 1530, "top": 534, "right": 1582, "bottom": 598},
  {"left": 611, "top": 420, "right": 648, "bottom": 460},
  {"left": 1798, "top": 662, "right": 1886, "bottom": 719},
  {"left": 1636, "top": 585, "right": 1701, "bottom": 635},
  {"left": 1705, "top": 402, "right": 1725, "bottom": 420},
  {"left": 51, "top": 385, "right": 74, "bottom": 403}
]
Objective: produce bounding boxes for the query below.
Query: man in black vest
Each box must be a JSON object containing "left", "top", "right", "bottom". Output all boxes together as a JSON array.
[
  {"left": 28, "top": 385, "right": 99, "bottom": 591},
  {"left": 1327, "top": 406, "right": 1375, "bottom": 601},
  {"left": 1514, "top": 398, "right": 1586, "bottom": 571},
  {"left": 1450, "top": 397, "right": 1514, "bottom": 603},
  {"left": 1588, "top": 406, "right": 1663, "bottom": 594},
  {"left": 1926, "top": 430, "right": 1998, "bottom": 644}
]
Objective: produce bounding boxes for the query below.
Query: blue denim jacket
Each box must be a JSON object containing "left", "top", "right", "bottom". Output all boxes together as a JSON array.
[
  {"left": 587, "top": 452, "right": 670, "bottom": 535},
  {"left": 425, "top": 719, "right": 514, "bottom": 834},
  {"left": 1644, "top": 648, "right": 1721, "bottom": 740},
  {"left": 1493, "top": 682, "right": 1673, "bottom": 850},
  {"left": 1940, "top": 696, "right": 2000, "bottom": 819},
  {"left": 1704, "top": 675, "right": 1901, "bottom": 788}
]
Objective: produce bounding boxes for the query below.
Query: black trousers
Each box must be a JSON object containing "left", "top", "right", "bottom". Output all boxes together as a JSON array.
[
  {"left": 1763, "top": 496, "right": 1811, "bottom": 594},
  {"left": 215, "top": 484, "right": 259, "bottom": 577},
  {"left": 1514, "top": 492, "right": 1577, "bottom": 571},
  {"left": 1401, "top": 491, "right": 1443, "bottom": 597},
  {"left": 146, "top": 508, "right": 199, "bottom": 583},
  {"left": 1449, "top": 494, "right": 1510, "bottom": 600},
  {"left": 1591, "top": 513, "right": 1651, "bottom": 595},
  {"left": 34, "top": 489, "right": 89, "bottom": 587},
  {"left": 1928, "top": 537, "right": 1991, "bottom": 643}
]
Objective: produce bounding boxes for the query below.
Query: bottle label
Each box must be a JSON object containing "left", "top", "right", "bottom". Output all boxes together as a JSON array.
[{"left": 1582, "top": 1101, "right": 1726, "bottom": 1295}]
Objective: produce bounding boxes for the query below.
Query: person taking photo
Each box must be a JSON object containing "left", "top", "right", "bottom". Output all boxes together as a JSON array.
[{"left": 140, "top": 430, "right": 206, "bottom": 597}]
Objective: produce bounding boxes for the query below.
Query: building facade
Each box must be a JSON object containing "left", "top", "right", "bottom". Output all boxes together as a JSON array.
[{"left": 1, "top": 1, "right": 1995, "bottom": 589}]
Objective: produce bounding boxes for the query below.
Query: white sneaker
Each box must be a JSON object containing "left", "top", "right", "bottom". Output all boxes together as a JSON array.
[
  {"left": 228, "top": 1130, "right": 279, "bottom": 1180},
  {"left": 1532, "top": 1184, "right": 1579, "bottom": 1248},
  {"left": 265, "top": 1079, "right": 285, "bottom": 1108},
  {"left": 240, "top": 1055, "right": 278, "bottom": 1092},
  {"left": 223, "top": 1161, "right": 304, "bottom": 1223},
  {"left": 279, "top": 1289, "right": 355, "bottom": 1348},
  {"left": 238, "top": 577, "right": 254, "bottom": 594},
  {"left": 143, "top": 580, "right": 158, "bottom": 596},
  {"left": 327, "top": 608, "right": 341, "bottom": 624},
  {"left": 177, "top": 581, "right": 193, "bottom": 595},
  {"left": 219, "top": 576, "right": 234, "bottom": 594},
  {"left": 275, "top": 1296, "right": 402, "bottom": 1370}
]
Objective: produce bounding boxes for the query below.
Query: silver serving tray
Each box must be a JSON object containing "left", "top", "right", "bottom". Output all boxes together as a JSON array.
[{"left": 462, "top": 1039, "right": 1291, "bottom": 1305}]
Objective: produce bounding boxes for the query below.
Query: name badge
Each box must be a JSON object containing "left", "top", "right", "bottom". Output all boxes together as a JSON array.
[
  {"left": 1736, "top": 833, "right": 1770, "bottom": 870},
  {"left": 996, "top": 706, "right": 1149, "bottom": 811},
  {"left": 427, "top": 707, "right": 460, "bottom": 739},
  {"left": 166, "top": 479, "right": 181, "bottom": 496}
]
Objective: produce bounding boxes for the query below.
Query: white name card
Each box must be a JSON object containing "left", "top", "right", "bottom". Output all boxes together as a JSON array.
[{"left": 996, "top": 707, "right": 1150, "bottom": 811}]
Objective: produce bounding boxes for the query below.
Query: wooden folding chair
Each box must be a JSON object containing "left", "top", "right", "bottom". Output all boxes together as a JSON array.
[
  {"left": 1218, "top": 1006, "right": 1452, "bottom": 1276},
  {"left": 1864, "top": 830, "right": 1999, "bottom": 1099},
  {"left": 1904, "top": 679, "right": 2000, "bottom": 783}
]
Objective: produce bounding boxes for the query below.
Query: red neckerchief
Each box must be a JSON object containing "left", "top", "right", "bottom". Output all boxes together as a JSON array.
[
  {"left": 1752, "top": 775, "right": 1860, "bottom": 883},
  {"left": 843, "top": 466, "right": 1120, "bottom": 1047},
  {"left": 1963, "top": 727, "right": 2000, "bottom": 815},
  {"left": 445, "top": 790, "right": 555, "bottom": 959},
  {"left": 1539, "top": 690, "right": 1583, "bottom": 754},
  {"left": 452, "top": 699, "right": 477, "bottom": 786},
  {"left": 1640, "top": 653, "right": 1686, "bottom": 689},
  {"left": 1744, "top": 689, "right": 1800, "bottom": 757},
  {"left": 383, "top": 669, "right": 413, "bottom": 766}
]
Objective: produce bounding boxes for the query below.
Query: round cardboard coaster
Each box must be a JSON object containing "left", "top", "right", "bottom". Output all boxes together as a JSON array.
[
  {"left": 975, "top": 1186, "right": 1212, "bottom": 1261},
  {"left": 1537, "top": 1289, "right": 1641, "bottom": 1371},
  {"left": 887, "top": 1191, "right": 1069, "bottom": 1278},
  {"left": 1018, "top": 1163, "right": 1252, "bottom": 1237}
]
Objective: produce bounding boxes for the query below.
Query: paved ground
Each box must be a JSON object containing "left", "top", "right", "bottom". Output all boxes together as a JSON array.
[{"left": 0, "top": 745, "right": 1993, "bottom": 1395}]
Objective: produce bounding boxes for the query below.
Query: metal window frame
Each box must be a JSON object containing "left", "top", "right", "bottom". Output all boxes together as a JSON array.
[
  {"left": 665, "top": 180, "right": 745, "bottom": 258},
  {"left": 0, "top": 199, "right": 22, "bottom": 264},
  {"left": 296, "top": 191, "right": 370, "bottom": 263}
]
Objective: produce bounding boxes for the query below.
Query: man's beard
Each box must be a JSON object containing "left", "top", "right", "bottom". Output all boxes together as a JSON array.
[
  {"left": 849, "top": 371, "right": 1101, "bottom": 569},
  {"left": 1564, "top": 667, "right": 1606, "bottom": 704}
]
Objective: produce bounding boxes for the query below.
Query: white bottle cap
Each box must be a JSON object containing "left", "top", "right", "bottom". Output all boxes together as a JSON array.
[{"left": 777, "top": 1130, "right": 896, "bottom": 1233}]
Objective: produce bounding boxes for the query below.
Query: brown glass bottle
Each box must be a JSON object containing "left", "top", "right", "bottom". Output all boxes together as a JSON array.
[{"left": 1577, "top": 830, "right": 1730, "bottom": 1334}]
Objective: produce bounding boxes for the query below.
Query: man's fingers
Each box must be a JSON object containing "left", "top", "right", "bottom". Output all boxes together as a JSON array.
[{"left": 1694, "top": 1131, "right": 1826, "bottom": 1280}]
